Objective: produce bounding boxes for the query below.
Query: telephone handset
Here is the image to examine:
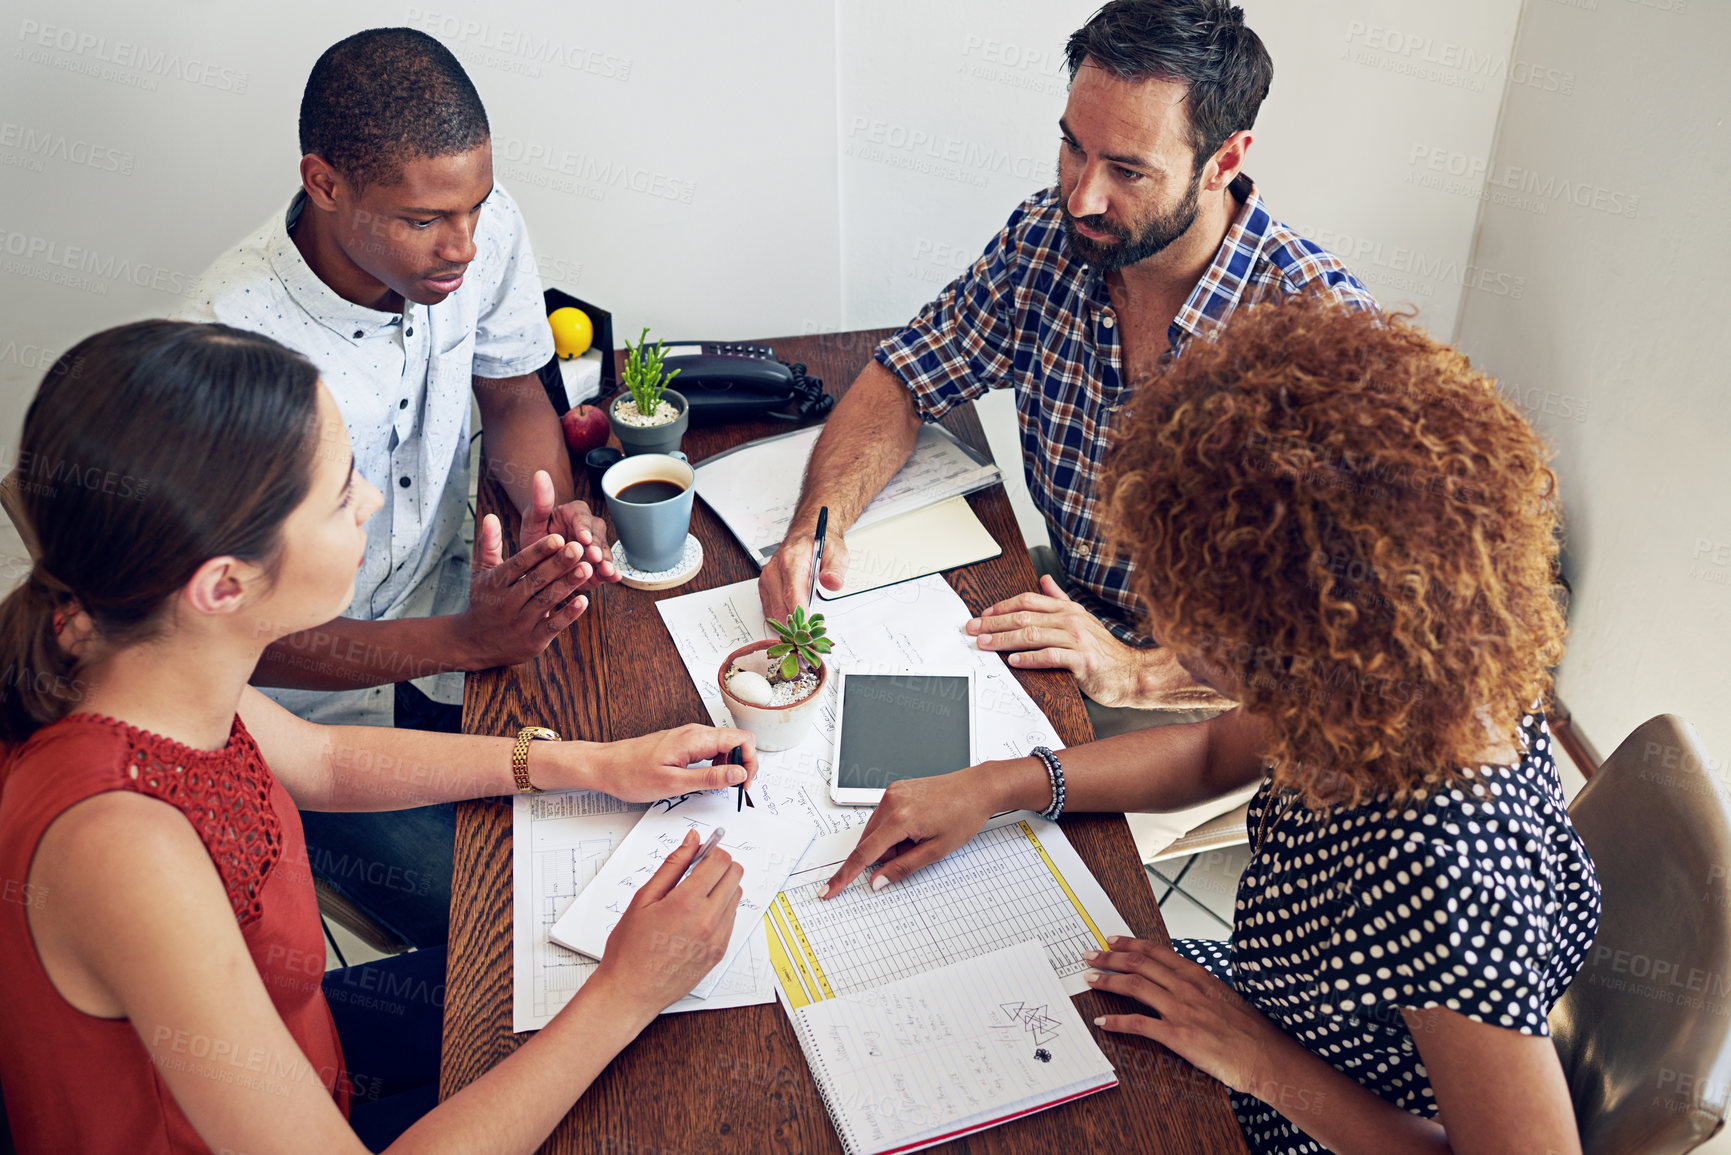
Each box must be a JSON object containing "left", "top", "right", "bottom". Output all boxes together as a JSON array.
[{"left": 659, "top": 341, "right": 833, "bottom": 422}]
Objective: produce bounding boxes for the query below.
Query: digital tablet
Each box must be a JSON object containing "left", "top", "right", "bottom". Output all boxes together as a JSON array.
[{"left": 828, "top": 668, "right": 977, "bottom": 806}]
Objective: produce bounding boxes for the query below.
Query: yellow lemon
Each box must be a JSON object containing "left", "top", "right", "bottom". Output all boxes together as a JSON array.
[{"left": 549, "top": 307, "right": 593, "bottom": 359}]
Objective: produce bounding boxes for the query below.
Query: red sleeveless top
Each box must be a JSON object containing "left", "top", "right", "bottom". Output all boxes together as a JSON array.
[{"left": 0, "top": 714, "right": 348, "bottom": 1152}]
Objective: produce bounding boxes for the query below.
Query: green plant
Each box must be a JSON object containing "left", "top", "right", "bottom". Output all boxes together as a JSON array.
[
  {"left": 767, "top": 606, "right": 832, "bottom": 681},
  {"left": 621, "top": 327, "right": 683, "bottom": 416}
]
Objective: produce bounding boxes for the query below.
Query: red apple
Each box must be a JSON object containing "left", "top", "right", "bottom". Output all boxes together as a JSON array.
[{"left": 561, "top": 404, "right": 611, "bottom": 456}]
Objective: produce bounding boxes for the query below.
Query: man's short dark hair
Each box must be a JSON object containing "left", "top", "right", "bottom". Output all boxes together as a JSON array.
[
  {"left": 299, "top": 28, "right": 490, "bottom": 188},
  {"left": 1065, "top": 1, "right": 1273, "bottom": 172}
]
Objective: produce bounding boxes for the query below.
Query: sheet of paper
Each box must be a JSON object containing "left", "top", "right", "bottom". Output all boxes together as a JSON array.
[
  {"left": 510, "top": 791, "right": 780, "bottom": 1031},
  {"left": 655, "top": 574, "right": 1064, "bottom": 842},
  {"left": 765, "top": 812, "right": 1132, "bottom": 1008},
  {"left": 693, "top": 424, "right": 999, "bottom": 563},
  {"left": 548, "top": 788, "right": 816, "bottom": 999},
  {"left": 817, "top": 495, "right": 1002, "bottom": 600},
  {"left": 785, "top": 940, "right": 1119, "bottom": 1155}
]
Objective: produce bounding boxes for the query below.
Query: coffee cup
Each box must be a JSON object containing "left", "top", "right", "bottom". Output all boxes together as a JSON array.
[{"left": 602, "top": 451, "right": 694, "bottom": 572}]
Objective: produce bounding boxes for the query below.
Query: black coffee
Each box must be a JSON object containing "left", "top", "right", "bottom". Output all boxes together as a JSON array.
[{"left": 617, "top": 479, "right": 686, "bottom": 504}]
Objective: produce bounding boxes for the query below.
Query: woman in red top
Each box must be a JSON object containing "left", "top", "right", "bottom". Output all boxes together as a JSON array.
[{"left": 0, "top": 320, "right": 753, "bottom": 1153}]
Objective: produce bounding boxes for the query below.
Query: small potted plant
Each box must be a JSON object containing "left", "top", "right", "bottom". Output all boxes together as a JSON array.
[
  {"left": 610, "top": 327, "right": 688, "bottom": 456},
  {"left": 717, "top": 606, "right": 833, "bottom": 752}
]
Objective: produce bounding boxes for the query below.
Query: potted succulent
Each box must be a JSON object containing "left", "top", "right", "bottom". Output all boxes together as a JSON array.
[
  {"left": 609, "top": 328, "right": 688, "bottom": 456},
  {"left": 717, "top": 606, "right": 834, "bottom": 752}
]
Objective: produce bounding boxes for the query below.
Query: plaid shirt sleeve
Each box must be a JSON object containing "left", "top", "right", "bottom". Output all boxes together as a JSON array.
[{"left": 873, "top": 196, "right": 1042, "bottom": 421}]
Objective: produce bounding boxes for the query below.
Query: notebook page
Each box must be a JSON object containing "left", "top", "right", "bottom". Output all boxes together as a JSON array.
[
  {"left": 692, "top": 424, "right": 999, "bottom": 562},
  {"left": 548, "top": 788, "right": 815, "bottom": 999},
  {"left": 790, "top": 940, "right": 1117, "bottom": 1155}
]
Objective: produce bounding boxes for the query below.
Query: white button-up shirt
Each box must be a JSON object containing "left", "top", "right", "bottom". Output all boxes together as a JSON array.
[{"left": 177, "top": 185, "right": 553, "bottom": 726}]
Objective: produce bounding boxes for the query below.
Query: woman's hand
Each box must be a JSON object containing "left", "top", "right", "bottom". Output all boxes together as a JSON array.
[
  {"left": 819, "top": 760, "right": 1029, "bottom": 898},
  {"left": 1085, "top": 936, "right": 1290, "bottom": 1098},
  {"left": 588, "top": 829, "right": 745, "bottom": 1022},
  {"left": 568, "top": 724, "right": 759, "bottom": 803}
]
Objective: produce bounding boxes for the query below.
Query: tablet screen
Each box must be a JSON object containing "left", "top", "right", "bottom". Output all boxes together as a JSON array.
[{"left": 835, "top": 674, "right": 972, "bottom": 790}]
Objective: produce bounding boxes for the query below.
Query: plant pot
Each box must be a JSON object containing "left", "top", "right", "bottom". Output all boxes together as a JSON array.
[
  {"left": 610, "top": 388, "right": 688, "bottom": 457},
  {"left": 717, "top": 640, "right": 828, "bottom": 753}
]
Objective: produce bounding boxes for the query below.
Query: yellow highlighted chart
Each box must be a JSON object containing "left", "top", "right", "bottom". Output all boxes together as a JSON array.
[{"left": 764, "top": 814, "right": 1129, "bottom": 1007}]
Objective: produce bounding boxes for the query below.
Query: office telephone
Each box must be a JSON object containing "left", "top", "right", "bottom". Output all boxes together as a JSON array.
[{"left": 659, "top": 341, "right": 833, "bottom": 422}]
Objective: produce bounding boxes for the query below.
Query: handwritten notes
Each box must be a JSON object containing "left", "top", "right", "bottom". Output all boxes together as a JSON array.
[
  {"left": 784, "top": 940, "right": 1119, "bottom": 1155},
  {"left": 548, "top": 788, "right": 816, "bottom": 1000},
  {"left": 510, "top": 791, "right": 786, "bottom": 1030}
]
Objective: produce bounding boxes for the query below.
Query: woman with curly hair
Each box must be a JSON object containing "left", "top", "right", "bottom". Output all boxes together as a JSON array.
[{"left": 820, "top": 294, "right": 1599, "bottom": 1154}]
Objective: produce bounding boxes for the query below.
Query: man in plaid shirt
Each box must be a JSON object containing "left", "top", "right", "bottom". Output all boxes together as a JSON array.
[{"left": 761, "top": 0, "right": 1374, "bottom": 733}]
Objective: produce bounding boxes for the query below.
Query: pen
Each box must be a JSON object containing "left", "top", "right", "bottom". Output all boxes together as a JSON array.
[
  {"left": 731, "top": 745, "right": 754, "bottom": 812},
  {"left": 807, "top": 506, "right": 829, "bottom": 606},
  {"left": 680, "top": 826, "right": 726, "bottom": 883}
]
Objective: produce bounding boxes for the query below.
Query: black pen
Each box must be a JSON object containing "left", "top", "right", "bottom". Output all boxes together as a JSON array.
[
  {"left": 808, "top": 506, "right": 829, "bottom": 606},
  {"left": 731, "top": 745, "right": 754, "bottom": 812}
]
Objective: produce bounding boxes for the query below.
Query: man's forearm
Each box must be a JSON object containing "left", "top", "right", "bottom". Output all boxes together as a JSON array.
[
  {"left": 475, "top": 372, "right": 575, "bottom": 511},
  {"left": 790, "top": 359, "right": 923, "bottom": 534},
  {"left": 252, "top": 614, "right": 475, "bottom": 691}
]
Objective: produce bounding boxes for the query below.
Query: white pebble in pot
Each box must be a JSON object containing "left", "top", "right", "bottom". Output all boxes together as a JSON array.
[{"left": 727, "top": 668, "right": 774, "bottom": 706}]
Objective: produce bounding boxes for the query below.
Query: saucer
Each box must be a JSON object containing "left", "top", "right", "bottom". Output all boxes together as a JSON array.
[{"left": 613, "top": 535, "right": 703, "bottom": 590}]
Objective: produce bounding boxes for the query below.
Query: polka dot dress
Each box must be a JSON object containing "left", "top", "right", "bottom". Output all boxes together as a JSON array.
[{"left": 1173, "top": 711, "right": 1601, "bottom": 1153}]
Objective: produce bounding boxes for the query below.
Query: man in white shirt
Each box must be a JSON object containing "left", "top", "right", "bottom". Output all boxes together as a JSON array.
[{"left": 179, "top": 28, "right": 613, "bottom": 945}]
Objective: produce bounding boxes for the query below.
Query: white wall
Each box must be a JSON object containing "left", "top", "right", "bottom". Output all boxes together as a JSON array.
[
  {"left": 1455, "top": 0, "right": 1730, "bottom": 771},
  {"left": 0, "top": 0, "right": 1519, "bottom": 562},
  {"left": 0, "top": 0, "right": 844, "bottom": 580},
  {"left": 833, "top": 0, "right": 1523, "bottom": 545}
]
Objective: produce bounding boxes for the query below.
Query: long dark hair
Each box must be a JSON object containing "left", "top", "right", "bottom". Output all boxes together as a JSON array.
[{"left": 0, "top": 321, "right": 321, "bottom": 743}]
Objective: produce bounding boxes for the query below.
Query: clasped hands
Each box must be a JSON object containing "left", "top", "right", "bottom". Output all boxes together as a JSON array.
[{"left": 455, "top": 470, "right": 619, "bottom": 669}]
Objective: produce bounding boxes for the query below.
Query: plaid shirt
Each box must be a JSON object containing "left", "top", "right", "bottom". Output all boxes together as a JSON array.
[{"left": 875, "top": 175, "right": 1377, "bottom": 645}]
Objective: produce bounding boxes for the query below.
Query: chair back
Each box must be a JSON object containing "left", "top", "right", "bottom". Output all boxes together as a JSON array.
[{"left": 1551, "top": 714, "right": 1731, "bottom": 1153}]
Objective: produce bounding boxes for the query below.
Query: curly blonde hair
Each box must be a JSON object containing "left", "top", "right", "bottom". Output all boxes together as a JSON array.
[{"left": 1103, "top": 295, "right": 1565, "bottom": 808}]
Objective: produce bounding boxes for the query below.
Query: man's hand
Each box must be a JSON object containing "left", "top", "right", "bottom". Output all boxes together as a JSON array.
[
  {"left": 519, "top": 470, "right": 617, "bottom": 589},
  {"left": 968, "top": 575, "right": 1234, "bottom": 710},
  {"left": 758, "top": 523, "right": 850, "bottom": 624},
  {"left": 452, "top": 512, "right": 592, "bottom": 669}
]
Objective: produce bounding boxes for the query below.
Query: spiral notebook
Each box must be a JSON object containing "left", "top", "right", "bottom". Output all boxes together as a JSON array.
[{"left": 781, "top": 940, "right": 1118, "bottom": 1155}]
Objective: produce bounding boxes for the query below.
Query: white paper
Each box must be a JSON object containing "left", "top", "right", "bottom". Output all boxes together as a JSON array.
[
  {"left": 509, "top": 790, "right": 783, "bottom": 1031},
  {"left": 548, "top": 788, "right": 816, "bottom": 999},
  {"left": 655, "top": 575, "right": 1063, "bottom": 842},
  {"left": 692, "top": 425, "right": 999, "bottom": 563},
  {"left": 515, "top": 574, "right": 1073, "bottom": 1029},
  {"left": 767, "top": 812, "right": 1133, "bottom": 1004},
  {"left": 558, "top": 348, "right": 604, "bottom": 408}
]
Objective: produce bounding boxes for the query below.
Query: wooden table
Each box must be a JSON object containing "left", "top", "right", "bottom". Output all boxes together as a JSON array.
[{"left": 443, "top": 330, "right": 1249, "bottom": 1154}]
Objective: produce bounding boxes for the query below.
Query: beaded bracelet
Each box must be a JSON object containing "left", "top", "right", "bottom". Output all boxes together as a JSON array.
[{"left": 1030, "top": 745, "right": 1066, "bottom": 821}]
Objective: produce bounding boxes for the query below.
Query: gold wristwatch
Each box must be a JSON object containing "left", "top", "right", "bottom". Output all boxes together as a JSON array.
[{"left": 512, "top": 726, "right": 561, "bottom": 793}]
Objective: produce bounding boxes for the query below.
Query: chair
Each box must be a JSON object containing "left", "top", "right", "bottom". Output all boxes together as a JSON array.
[{"left": 1550, "top": 714, "right": 1731, "bottom": 1153}]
